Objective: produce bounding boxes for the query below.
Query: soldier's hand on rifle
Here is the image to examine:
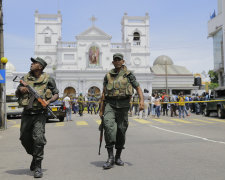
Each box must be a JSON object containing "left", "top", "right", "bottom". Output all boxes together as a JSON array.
[
  {"left": 139, "top": 101, "right": 144, "bottom": 111},
  {"left": 42, "top": 99, "right": 50, "bottom": 108},
  {"left": 19, "top": 87, "right": 29, "bottom": 94}
]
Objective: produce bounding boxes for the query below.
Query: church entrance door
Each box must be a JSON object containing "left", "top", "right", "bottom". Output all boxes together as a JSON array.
[{"left": 63, "top": 87, "right": 76, "bottom": 98}]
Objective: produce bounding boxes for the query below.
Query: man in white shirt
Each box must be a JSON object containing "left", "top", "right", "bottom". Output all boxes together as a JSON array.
[
  {"left": 139, "top": 89, "right": 150, "bottom": 119},
  {"left": 63, "top": 95, "right": 72, "bottom": 121}
]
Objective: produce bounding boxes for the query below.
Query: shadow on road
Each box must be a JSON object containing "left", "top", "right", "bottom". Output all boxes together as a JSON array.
[
  {"left": 90, "top": 161, "right": 133, "bottom": 167},
  {"left": 90, "top": 161, "right": 105, "bottom": 167},
  {"left": 5, "top": 169, "right": 33, "bottom": 176},
  {"left": 5, "top": 168, "right": 47, "bottom": 176}
]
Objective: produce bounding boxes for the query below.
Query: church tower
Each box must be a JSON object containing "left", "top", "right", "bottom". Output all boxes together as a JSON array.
[
  {"left": 121, "top": 13, "right": 150, "bottom": 70},
  {"left": 34, "top": 10, "right": 62, "bottom": 74}
]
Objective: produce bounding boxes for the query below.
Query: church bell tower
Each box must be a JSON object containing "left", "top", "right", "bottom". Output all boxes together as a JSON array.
[
  {"left": 34, "top": 10, "right": 62, "bottom": 74},
  {"left": 121, "top": 13, "right": 150, "bottom": 69}
]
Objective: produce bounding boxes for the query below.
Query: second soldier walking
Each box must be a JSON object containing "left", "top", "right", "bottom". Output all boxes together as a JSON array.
[{"left": 99, "top": 53, "right": 144, "bottom": 169}]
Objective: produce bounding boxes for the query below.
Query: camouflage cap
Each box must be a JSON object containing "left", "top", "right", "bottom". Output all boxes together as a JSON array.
[
  {"left": 31, "top": 57, "right": 47, "bottom": 69},
  {"left": 113, "top": 53, "right": 123, "bottom": 60}
]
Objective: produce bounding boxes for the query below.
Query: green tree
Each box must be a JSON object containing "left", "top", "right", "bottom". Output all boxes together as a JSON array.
[{"left": 208, "top": 70, "right": 219, "bottom": 89}]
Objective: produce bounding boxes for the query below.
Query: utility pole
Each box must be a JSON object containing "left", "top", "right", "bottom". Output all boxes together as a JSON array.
[
  {"left": 165, "top": 61, "right": 168, "bottom": 94},
  {"left": 0, "top": 0, "right": 5, "bottom": 129},
  {"left": 0, "top": 0, "right": 4, "bottom": 128}
]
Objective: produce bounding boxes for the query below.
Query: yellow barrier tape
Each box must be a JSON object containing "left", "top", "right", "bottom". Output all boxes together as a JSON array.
[{"left": 55, "top": 99, "right": 225, "bottom": 104}]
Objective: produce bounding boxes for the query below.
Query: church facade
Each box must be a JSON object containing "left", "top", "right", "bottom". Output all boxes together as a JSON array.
[
  {"left": 34, "top": 11, "right": 153, "bottom": 97},
  {"left": 6, "top": 11, "right": 196, "bottom": 97}
]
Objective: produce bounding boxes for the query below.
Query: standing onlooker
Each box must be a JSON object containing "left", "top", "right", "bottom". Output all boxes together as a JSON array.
[
  {"left": 162, "top": 92, "right": 169, "bottom": 116},
  {"left": 184, "top": 96, "right": 190, "bottom": 116},
  {"left": 72, "top": 97, "right": 78, "bottom": 114},
  {"left": 132, "top": 93, "right": 139, "bottom": 116},
  {"left": 87, "top": 96, "right": 91, "bottom": 114},
  {"left": 63, "top": 95, "right": 72, "bottom": 121},
  {"left": 139, "top": 89, "right": 150, "bottom": 119},
  {"left": 170, "top": 94, "right": 178, "bottom": 117},
  {"left": 150, "top": 93, "right": 156, "bottom": 117},
  {"left": 154, "top": 95, "right": 161, "bottom": 118},
  {"left": 178, "top": 93, "right": 185, "bottom": 118}
]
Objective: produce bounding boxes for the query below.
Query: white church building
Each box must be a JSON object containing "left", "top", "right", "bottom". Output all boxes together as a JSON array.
[{"left": 6, "top": 11, "right": 196, "bottom": 97}]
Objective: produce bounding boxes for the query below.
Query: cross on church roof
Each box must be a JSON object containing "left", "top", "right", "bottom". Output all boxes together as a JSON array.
[{"left": 90, "top": 15, "right": 97, "bottom": 26}]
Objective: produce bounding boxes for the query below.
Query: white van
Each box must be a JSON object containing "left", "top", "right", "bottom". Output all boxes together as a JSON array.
[{"left": 6, "top": 95, "right": 23, "bottom": 118}]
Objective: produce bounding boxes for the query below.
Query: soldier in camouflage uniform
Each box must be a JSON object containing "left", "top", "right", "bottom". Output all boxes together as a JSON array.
[
  {"left": 16, "top": 57, "right": 59, "bottom": 178},
  {"left": 99, "top": 53, "right": 144, "bottom": 169},
  {"left": 78, "top": 93, "right": 85, "bottom": 116}
]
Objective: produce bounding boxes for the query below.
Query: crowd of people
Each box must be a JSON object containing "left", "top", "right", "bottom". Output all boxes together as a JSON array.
[
  {"left": 62, "top": 90, "right": 210, "bottom": 120},
  {"left": 129, "top": 90, "right": 210, "bottom": 119},
  {"left": 62, "top": 93, "right": 102, "bottom": 119}
]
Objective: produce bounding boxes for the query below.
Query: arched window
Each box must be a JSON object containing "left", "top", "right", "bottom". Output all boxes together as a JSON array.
[
  {"left": 133, "top": 32, "right": 140, "bottom": 45},
  {"left": 133, "top": 32, "right": 140, "bottom": 41},
  {"left": 63, "top": 87, "right": 76, "bottom": 98},
  {"left": 88, "top": 46, "right": 100, "bottom": 66}
]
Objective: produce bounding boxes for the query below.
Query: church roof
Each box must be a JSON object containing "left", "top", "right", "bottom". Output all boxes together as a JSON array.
[
  {"left": 151, "top": 55, "right": 192, "bottom": 75},
  {"left": 76, "top": 26, "right": 112, "bottom": 40},
  {"left": 153, "top": 55, "right": 173, "bottom": 66}
]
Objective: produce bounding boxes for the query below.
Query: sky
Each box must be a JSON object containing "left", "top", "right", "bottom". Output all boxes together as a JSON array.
[{"left": 3, "top": 0, "right": 217, "bottom": 73}]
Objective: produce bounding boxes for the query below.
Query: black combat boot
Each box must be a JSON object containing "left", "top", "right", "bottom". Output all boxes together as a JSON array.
[
  {"left": 30, "top": 157, "right": 35, "bottom": 171},
  {"left": 115, "top": 149, "right": 124, "bottom": 166},
  {"left": 34, "top": 160, "right": 43, "bottom": 178},
  {"left": 103, "top": 148, "right": 114, "bottom": 169}
]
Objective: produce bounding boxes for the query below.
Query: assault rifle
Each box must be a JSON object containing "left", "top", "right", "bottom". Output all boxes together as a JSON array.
[
  {"left": 98, "top": 115, "right": 104, "bottom": 155},
  {"left": 13, "top": 76, "right": 57, "bottom": 118}
]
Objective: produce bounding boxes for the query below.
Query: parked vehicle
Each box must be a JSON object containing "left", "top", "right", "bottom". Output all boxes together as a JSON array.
[
  {"left": 6, "top": 95, "right": 23, "bottom": 118},
  {"left": 47, "top": 100, "right": 66, "bottom": 122},
  {"left": 203, "top": 87, "right": 225, "bottom": 118}
]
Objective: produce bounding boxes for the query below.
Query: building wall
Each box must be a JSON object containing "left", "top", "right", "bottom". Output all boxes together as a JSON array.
[{"left": 208, "top": 0, "right": 225, "bottom": 86}]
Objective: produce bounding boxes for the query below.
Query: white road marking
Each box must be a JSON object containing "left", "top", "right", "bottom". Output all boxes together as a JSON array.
[{"left": 149, "top": 125, "right": 225, "bottom": 145}]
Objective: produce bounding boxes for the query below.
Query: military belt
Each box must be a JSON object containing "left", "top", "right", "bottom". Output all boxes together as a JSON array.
[
  {"left": 106, "top": 96, "right": 130, "bottom": 100},
  {"left": 23, "top": 109, "right": 47, "bottom": 115}
]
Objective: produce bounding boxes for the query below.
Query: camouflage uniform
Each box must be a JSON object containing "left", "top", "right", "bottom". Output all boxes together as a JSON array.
[
  {"left": 78, "top": 94, "right": 85, "bottom": 116},
  {"left": 103, "top": 65, "right": 139, "bottom": 149},
  {"left": 16, "top": 72, "right": 59, "bottom": 163}
]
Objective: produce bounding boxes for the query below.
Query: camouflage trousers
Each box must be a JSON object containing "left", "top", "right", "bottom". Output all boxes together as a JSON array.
[
  {"left": 103, "top": 103, "right": 129, "bottom": 149},
  {"left": 20, "top": 112, "right": 47, "bottom": 161}
]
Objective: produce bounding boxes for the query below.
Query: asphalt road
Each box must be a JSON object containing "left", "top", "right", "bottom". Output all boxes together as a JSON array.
[{"left": 1, "top": 112, "right": 225, "bottom": 180}]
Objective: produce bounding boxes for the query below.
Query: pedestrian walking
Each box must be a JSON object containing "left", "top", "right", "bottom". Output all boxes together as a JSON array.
[
  {"left": 99, "top": 53, "right": 144, "bottom": 169},
  {"left": 63, "top": 95, "right": 72, "bottom": 121},
  {"left": 15, "top": 57, "right": 59, "bottom": 178}
]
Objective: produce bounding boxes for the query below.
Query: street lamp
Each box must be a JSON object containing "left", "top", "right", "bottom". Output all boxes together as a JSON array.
[{"left": 1, "top": 57, "right": 8, "bottom": 129}]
